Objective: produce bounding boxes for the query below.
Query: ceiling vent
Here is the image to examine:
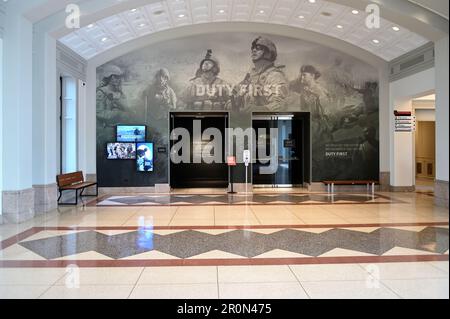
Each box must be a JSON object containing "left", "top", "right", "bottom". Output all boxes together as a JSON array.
[
  {"left": 400, "top": 54, "right": 425, "bottom": 70},
  {"left": 389, "top": 42, "right": 434, "bottom": 82}
]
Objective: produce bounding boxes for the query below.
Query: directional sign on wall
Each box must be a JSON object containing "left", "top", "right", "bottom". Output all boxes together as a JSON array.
[{"left": 394, "top": 111, "right": 416, "bottom": 132}]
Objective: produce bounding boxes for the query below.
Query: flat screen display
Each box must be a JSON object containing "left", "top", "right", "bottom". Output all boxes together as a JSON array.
[
  {"left": 107, "top": 143, "right": 136, "bottom": 160},
  {"left": 117, "top": 125, "right": 146, "bottom": 142},
  {"left": 136, "top": 143, "right": 154, "bottom": 172}
]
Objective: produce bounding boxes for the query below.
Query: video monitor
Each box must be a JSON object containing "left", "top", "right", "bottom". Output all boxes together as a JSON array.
[
  {"left": 136, "top": 143, "right": 154, "bottom": 172},
  {"left": 106, "top": 143, "right": 136, "bottom": 160},
  {"left": 117, "top": 125, "right": 146, "bottom": 143}
]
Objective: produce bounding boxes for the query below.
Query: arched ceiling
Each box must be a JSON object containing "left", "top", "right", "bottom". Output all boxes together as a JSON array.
[{"left": 59, "top": 0, "right": 430, "bottom": 61}]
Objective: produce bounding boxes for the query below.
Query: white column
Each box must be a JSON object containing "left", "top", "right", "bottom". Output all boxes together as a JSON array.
[
  {"left": 392, "top": 99, "right": 415, "bottom": 188},
  {"left": 434, "top": 36, "right": 449, "bottom": 207},
  {"left": 32, "top": 28, "right": 58, "bottom": 213},
  {"left": 86, "top": 63, "right": 97, "bottom": 176},
  {"left": 379, "top": 66, "right": 390, "bottom": 189},
  {"left": 2, "top": 9, "right": 35, "bottom": 222},
  {"left": 0, "top": 1, "right": 4, "bottom": 220},
  {"left": 0, "top": 38, "right": 3, "bottom": 220},
  {"left": 78, "top": 79, "right": 87, "bottom": 174},
  {"left": 435, "top": 37, "right": 449, "bottom": 182},
  {"left": 3, "top": 13, "right": 33, "bottom": 191}
]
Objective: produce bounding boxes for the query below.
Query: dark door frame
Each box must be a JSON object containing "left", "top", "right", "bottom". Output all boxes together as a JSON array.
[
  {"left": 252, "top": 112, "right": 311, "bottom": 188},
  {"left": 169, "top": 112, "right": 230, "bottom": 189}
]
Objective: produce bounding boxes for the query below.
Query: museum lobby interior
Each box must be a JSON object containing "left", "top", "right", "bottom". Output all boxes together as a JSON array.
[{"left": 0, "top": 0, "right": 449, "bottom": 299}]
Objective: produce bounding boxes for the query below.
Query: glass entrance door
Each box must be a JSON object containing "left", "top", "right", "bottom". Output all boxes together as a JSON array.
[{"left": 253, "top": 115, "right": 304, "bottom": 187}]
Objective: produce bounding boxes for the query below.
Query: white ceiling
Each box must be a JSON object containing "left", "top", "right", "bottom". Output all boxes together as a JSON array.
[
  {"left": 414, "top": 94, "right": 436, "bottom": 101},
  {"left": 59, "top": 0, "right": 429, "bottom": 61},
  {"left": 408, "top": 0, "right": 449, "bottom": 20}
]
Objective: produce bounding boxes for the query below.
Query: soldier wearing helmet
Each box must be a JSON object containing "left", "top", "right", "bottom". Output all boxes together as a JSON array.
[
  {"left": 290, "top": 64, "right": 329, "bottom": 120},
  {"left": 97, "top": 64, "right": 129, "bottom": 129},
  {"left": 141, "top": 68, "right": 177, "bottom": 120},
  {"left": 234, "top": 36, "right": 289, "bottom": 113},
  {"left": 183, "top": 49, "right": 232, "bottom": 110}
]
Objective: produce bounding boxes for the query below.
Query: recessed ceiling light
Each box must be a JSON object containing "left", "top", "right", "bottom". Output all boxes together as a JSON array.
[
  {"left": 336, "top": 25, "right": 343, "bottom": 29},
  {"left": 392, "top": 26, "right": 400, "bottom": 31},
  {"left": 298, "top": 15, "right": 305, "bottom": 19},
  {"left": 178, "top": 14, "right": 185, "bottom": 18},
  {"left": 139, "top": 23, "right": 146, "bottom": 27},
  {"left": 259, "top": 10, "right": 265, "bottom": 14},
  {"left": 219, "top": 9, "right": 225, "bottom": 13},
  {"left": 130, "top": 8, "right": 137, "bottom": 12},
  {"left": 372, "top": 39, "right": 380, "bottom": 44},
  {"left": 101, "top": 37, "right": 108, "bottom": 42},
  {"left": 352, "top": 10, "right": 359, "bottom": 14},
  {"left": 308, "top": 0, "right": 316, "bottom": 3},
  {"left": 87, "top": 24, "right": 94, "bottom": 28}
]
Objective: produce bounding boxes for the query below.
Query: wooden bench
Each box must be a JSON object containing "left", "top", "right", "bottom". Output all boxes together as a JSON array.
[
  {"left": 323, "top": 180, "right": 379, "bottom": 194},
  {"left": 57, "top": 171, "right": 98, "bottom": 205}
]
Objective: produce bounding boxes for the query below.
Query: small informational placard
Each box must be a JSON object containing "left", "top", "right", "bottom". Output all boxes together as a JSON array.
[
  {"left": 157, "top": 147, "right": 167, "bottom": 154},
  {"left": 243, "top": 150, "right": 251, "bottom": 167},
  {"left": 394, "top": 111, "right": 416, "bottom": 132},
  {"left": 227, "top": 156, "right": 237, "bottom": 166},
  {"left": 284, "top": 139, "right": 296, "bottom": 148}
]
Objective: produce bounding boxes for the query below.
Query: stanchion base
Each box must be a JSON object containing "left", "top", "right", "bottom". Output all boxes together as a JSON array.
[{"left": 227, "top": 191, "right": 237, "bottom": 194}]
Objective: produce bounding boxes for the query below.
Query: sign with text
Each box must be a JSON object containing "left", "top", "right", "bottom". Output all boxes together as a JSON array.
[
  {"left": 243, "top": 150, "right": 251, "bottom": 167},
  {"left": 394, "top": 111, "right": 416, "bottom": 132}
]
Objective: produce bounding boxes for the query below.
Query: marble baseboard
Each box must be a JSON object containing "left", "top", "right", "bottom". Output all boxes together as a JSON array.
[
  {"left": 435, "top": 180, "right": 449, "bottom": 208},
  {"left": 390, "top": 186, "right": 415, "bottom": 192},
  {"left": 379, "top": 172, "right": 390, "bottom": 192},
  {"left": 33, "top": 183, "right": 57, "bottom": 215},
  {"left": 99, "top": 187, "right": 156, "bottom": 195},
  {"left": 2, "top": 188, "right": 35, "bottom": 224},
  {"left": 84, "top": 174, "right": 98, "bottom": 196},
  {"left": 155, "top": 184, "right": 171, "bottom": 193},
  {"left": 228, "top": 183, "right": 253, "bottom": 193}
]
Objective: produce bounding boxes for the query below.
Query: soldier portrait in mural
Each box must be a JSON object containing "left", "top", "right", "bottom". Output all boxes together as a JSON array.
[
  {"left": 97, "top": 65, "right": 129, "bottom": 128},
  {"left": 290, "top": 65, "right": 329, "bottom": 119},
  {"left": 233, "top": 36, "right": 289, "bottom": 113},
  {"left": 96, "top": 64, "right": 136, "bottom": 156},
  {"left": 141, "top": 68, "right": 177, "bottom": 120},
  {"left": 183, "top": 50, "right": 232, "bottom": 110},
  {"left": 289, "top": 65, "right": 334, "bottom": 174},
  {"left": 96, "top": 32, "right": 380, "bottom": 186}
]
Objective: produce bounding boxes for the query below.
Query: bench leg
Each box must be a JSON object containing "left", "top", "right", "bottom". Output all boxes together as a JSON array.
[
  {"left": 58, "top": 189, "right": 79, "bottom": 206},
  {"left": 80, "top": 184, "right": 99, "bottom": 197}
]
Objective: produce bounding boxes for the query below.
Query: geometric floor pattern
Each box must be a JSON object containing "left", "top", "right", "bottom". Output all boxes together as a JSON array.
[
  {"left": 16, "top": 226, "right": 449, "bottom": 260},
  {"left": 93, "top": 193, "right": 396, "bottom": 207}
]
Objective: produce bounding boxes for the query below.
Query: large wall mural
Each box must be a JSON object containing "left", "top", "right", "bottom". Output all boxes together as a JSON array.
[{"left": 97, "top": 32, "right": 379, "bottom": 187}]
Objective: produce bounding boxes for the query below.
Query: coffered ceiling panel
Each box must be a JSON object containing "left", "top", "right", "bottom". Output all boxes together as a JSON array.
[{"left": 59, "top": 0, "right": 430, "bottom": 61}]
